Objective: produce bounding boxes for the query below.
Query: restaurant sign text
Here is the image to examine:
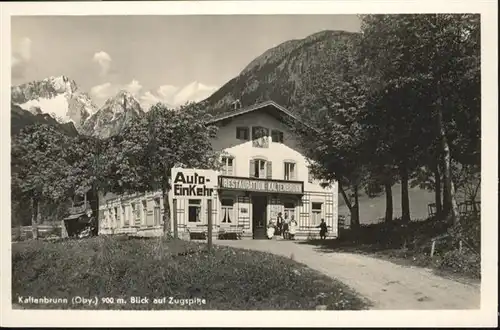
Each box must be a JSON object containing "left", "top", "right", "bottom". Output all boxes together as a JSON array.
[{"left": 219, "top": 176, "right": 303, "bottom": 194}]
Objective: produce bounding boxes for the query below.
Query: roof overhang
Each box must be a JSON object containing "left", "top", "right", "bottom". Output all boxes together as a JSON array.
[{"left": 205, "top": 100, "right": 319, "bottom": 133}]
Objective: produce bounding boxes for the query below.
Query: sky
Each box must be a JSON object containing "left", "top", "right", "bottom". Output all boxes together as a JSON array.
[{"left": 11, "top": 15, "right": 361, "bottom": 108}]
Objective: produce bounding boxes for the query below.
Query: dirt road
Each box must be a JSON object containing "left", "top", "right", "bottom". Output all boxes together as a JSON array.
[{"left": 216, "top": 239, "right": 480, "bottom": 310}]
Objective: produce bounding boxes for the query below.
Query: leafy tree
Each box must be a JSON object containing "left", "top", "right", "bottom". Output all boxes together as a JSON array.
[
  {"left": 11, "top": 124, "right": 74, "bottom": 238},
  {"left": 108, "top": 102, "right": 219, "bottom": 235},
  {"left": 359, "top": 14, "right": 480, "bottom": 225},
  {"left": 293, "top": 34, "right": 369, "bottom": 229}
]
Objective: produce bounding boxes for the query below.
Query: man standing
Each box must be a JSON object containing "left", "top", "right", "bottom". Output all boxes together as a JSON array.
[
  {"left": 316, "top": 219, "right": 328, "bottom": 240},
  {"left": 276, "top": 212, "right": 284, "bottom": 236}
]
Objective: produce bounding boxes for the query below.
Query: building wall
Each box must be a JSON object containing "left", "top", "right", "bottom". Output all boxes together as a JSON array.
[
  {"left": 211, "top": 111, "right": 332, "bottom": 193},
  {"left": 99, "top": 192, "right": 164, "bottom": 236},
  {"left": 98, "top": 107, "right": 338, "bottom": 239}
]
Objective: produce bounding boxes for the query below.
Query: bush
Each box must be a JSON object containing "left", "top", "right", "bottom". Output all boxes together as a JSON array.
[{"left": 439, "top": 249, "right": 481, "bottom": 279}]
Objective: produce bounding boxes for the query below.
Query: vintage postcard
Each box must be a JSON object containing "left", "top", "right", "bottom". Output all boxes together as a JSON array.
[{"left": 1, "top": 0, "right": 497, "bottom": 328}]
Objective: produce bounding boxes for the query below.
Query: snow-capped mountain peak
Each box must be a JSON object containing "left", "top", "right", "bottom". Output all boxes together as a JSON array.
[
  {"left": 45, "top": 75, "right": 78, "bottom": 94},
  {"left": 11, "top": 76, "right": 97, "bottom": 129}
]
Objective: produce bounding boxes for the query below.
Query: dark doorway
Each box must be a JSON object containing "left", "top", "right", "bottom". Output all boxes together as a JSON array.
[{"left": 252, "top": 195, "right": 267, "bottom": 239}]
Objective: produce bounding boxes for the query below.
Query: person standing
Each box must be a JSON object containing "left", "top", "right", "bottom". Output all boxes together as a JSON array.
[
  {"left": 316, "top": 219, "right": 328, "bottom": 240},
  {"left": 276, "top": 212, "right": 284, "bottom": 237},
  {"left": 266, "top": 220, "right": 276, "bottom": 239},
  {"left": 282, "top": 217, "right": 289, "bottom": 240},
  {"left": 289, "top": 216, "right": 297, "bottom": 240}
]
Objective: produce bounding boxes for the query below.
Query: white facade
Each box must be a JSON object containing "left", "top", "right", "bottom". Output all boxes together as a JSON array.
[{"left": 99, "top": 101, "right": 338, "bottom": 240}]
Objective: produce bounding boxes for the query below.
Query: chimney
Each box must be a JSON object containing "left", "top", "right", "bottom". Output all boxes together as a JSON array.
[{"left": 232, "top": 99, "right": 242, "bottom": 110}]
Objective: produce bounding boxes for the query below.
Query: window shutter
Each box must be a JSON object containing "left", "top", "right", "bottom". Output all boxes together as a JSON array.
[
  {"left": 229, "top": 158, "right": 234, "bottom": 176},
  {"left": 267, "top": 161, "right": 272, "bottom": 179},
  {"left": 249, "top": 159, "right": 255, "bottom": 177}
]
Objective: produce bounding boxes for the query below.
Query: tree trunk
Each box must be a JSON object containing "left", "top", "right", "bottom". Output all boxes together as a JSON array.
[
  {"left": 162, "top": 186, "right": 171, "bottom": 236},
  {"left": 384, "top": 181, "right": 393, "bottom": 222},
  {"left": 437, "top": 107, "right": 461, "bottom": 225},
  {"left": 442, "top": 168, "right": 451, "bottom": 215},
  {"left": 400, "top": 163, "right": 411, "bottom": 223},
  {"left": 338, "top": 184, "right": 353, "bottom": 210},
  {"left": 351, "top": 185, "right": 360, "bottom": 229},
  {"left": 433, "top": 163, "right": 442, "bottom": 216},
  {"left": 31, "top": 197, "right": 39, "bottom": 240},
  {"left": 92, "top": 184, "right": 99, "bottom": 236},
  {"left": 339, "top": 184, "right": 359, "bottom": 229}
]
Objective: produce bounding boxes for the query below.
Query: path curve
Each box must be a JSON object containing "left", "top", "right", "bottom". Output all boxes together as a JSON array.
[{"left": 215, "top": 239, "right": 480, "bottom": 310}]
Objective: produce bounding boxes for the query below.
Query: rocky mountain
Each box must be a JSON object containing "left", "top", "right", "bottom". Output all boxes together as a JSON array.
[
  {"left": 81, "top": 90, "right": 145, "bottom": 139},
  {"left": 201, "top": 30, "right": 358, "bottom": 114},
  {"left": 11, "top": 103, "right": 79, "bottom": 137},
  {"left": 11, "top": 75, "right": 98, "bottom": 130}
]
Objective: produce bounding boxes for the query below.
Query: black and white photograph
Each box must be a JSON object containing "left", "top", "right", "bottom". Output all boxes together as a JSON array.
[{"left": 1, "top": 1, "right": 497, "bottom": 328}]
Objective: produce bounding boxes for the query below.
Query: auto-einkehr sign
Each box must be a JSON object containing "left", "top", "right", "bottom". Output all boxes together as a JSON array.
[{"left": 172, "top": 168, "right": 218, "bottom": 198}]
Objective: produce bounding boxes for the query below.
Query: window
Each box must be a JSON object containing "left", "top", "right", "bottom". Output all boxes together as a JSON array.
[
  {"left": 312, "top": 202, "right": 323, "bottom": 225},
  {"left": 131, "top": 202, "right": 141, "bottom": 226},
  {"left": 236, "top": 127, "right": 249, "bottom": 140},
  {"left": 142, "top": 200, "right": 147, "bottom": 226},
  {"left": 284, "top": 162, "right": 296, "bottom": 180},
  {"left": 221, "top": 156, "right": 234, "bottom": 176},
  {"left": 154, "top": 199, "right": 161, "bottom": 226},
  {"left": 221, "top": 198, "right": 234, "bottom": 223},
  {"left": 284, "top": 202, "right": 296, "bottom": 222},
  {"left": 122, "top": 205, "right": 128, "bottom": 226},
  {"left": 114, "top": 207, "right": 119, "bottom": 227},
  {"left": 250, "top": 159, "right": 272, "bottom": 179},
  {"left": 188, "top": 199, "right": 202, "bottom": 222},
  {"left": 252, "top": 126, "right": 269, "bottom": 148},
  {"left": 271, "top": 129, "right": 284, "bottom": 143}
]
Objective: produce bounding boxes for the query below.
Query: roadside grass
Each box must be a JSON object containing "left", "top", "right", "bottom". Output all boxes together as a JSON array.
[
  {"left": 12, "top": 236, "right": 369, "bottom": 310},
  {"left": 300, "top": 216, "right": 481, "bottom": 282}
]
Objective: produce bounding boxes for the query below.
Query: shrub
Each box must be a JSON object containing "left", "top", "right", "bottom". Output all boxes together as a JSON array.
[{"left": 439, "top": 249, "right": 481, "bottom": 279}]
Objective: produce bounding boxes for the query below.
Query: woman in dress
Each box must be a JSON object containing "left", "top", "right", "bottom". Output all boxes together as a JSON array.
[
  {"left": 289, "top": 216, "right": 297, "bottom": 240},
  {"left": 266, "top": 220, "right": 275, "bottom": 239}
]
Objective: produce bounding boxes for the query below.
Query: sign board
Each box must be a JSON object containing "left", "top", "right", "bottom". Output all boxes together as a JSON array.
[
  {"left": 172, "top": 168, "right": 218, "bottom": 199},
  {"left": 218, "top": 176, "right": 303, "bottom": 195}
]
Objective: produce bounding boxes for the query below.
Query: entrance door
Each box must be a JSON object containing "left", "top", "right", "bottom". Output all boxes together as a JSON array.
[{"left": 252, "top": 195, "right": 267, "bottom": 239}]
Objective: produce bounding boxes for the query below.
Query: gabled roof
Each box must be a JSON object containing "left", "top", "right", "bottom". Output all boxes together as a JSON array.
[{"left": 206, "top": 100, "right": 319, "bottom": 133}]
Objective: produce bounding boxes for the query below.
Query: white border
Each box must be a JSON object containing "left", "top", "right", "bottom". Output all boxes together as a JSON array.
[{"left": 1, "top": 1, "right": 498, "bottom": 328}]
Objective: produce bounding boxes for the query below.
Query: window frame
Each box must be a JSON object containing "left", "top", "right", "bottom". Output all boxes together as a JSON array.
[
  {"left": 252, "top": 126, "right": 270, "bottom": 148},
  {"left": 221, "top": 155, "right": 235, "bottom": 176},
  {"left": 153, "top": 198, "right": 161, "bottom": 226},
  {"left": 236, "top": 126, "right": 250, "bottom": 141},
  {"left": 283, "top": 201, "right": 296, "bottom": 222},
  {"left": 311, "top": 202, "right": 323, "bottom": 225},
  {"left": 284, "top": 161, "right": 297, "bottom": 181},
  {"left": 188, "top": 199, "right": 202, "bottom": 223},
  {"left": 253, "top": 158, "right": 267, "bottom": 178},
  {"left": 271, "top": 129, "right": 284, "bottom": 144},
  {"left": 220, "top": 197, "right": 235, "bottom": 224}
]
